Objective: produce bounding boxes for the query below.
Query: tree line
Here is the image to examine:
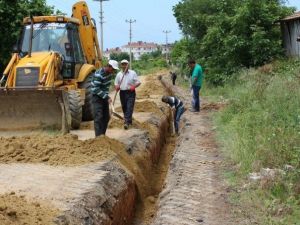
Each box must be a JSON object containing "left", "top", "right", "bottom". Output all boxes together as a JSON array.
[{"left": 171, "top": 0, "right": 295, "bottom": 85}]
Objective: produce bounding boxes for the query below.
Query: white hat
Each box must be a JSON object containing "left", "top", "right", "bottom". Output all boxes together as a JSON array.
[
  {"left": 121, "top": 59, "right": 129, "bottom": 64},
  {"left": 108, "top": 60, "right": 119, "bottom": 70}
]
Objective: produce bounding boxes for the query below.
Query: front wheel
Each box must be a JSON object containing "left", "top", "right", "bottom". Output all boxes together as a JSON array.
[
  {"left": 68, "top": 90, "right": 82, "bottom": 129},
  {"left": 79, "top": 74, "right": 94, "bottom": 121}
]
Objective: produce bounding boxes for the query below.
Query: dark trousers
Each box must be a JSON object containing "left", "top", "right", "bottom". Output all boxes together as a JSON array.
[
  {"left": 174, "top": 105, "right": 185, "bottom": 133},
  {"left": 172, "top": 78, "right": 176, "bottom": 85},
  {"left": 192, "top": 85, "right": 201, "bottom": 111},
  {"left": 120, "top": 90, "right": 136, "bottom": 125},
  {"left": 93, "top": 95, "right": 110, "bottom": 136}
]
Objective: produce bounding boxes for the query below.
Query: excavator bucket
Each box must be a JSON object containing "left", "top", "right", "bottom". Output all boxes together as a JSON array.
[{"left": 0, "top": 89, "right": 71, "bottom": 133}]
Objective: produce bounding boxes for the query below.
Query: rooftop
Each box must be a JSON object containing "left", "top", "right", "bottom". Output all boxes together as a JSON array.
[
  {"left": 122, "top": 41, "right": 158, "bottom": 48},
  {"left": 281, "top": 11, "right": 300, "bottom": 21},
  {"left": 104, "top": 47, "right": 122, "bottom": 53}
]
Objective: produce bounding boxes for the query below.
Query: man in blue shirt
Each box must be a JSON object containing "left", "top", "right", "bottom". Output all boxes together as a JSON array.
[
  {"left": 188, "top": 59, "right": 203, "bottom": 112},
  {"left": 92, "top": 60, "right": 119, "bottom": 136}
]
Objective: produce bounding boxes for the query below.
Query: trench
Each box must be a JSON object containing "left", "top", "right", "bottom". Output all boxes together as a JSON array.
[
  {"left": 97, "top": 74, "right": 177, "bottom": 225},
  {"left": 132, "top": 134, "right": 176, "bottom": 225},
  {"left": 64, "top": 74, "right": 178, "bottom": 225},
  {"left": 129, "top": 76, "right": 177, "bottom": 225}
]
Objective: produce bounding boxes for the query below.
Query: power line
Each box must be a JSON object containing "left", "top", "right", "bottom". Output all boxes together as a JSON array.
[
  {"left": 163, "top": 30, "right": 171, "bottom": 62},
  {"left": 126, "top": 19, "right": 136, "bottom": 69},
  {"left": 93, "top": 0, "right": 109, "bottom": 54}
]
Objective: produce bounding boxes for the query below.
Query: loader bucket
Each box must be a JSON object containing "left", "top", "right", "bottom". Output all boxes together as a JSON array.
[{"left": 0, "top": 89, "right": 71, "bottom": 133}]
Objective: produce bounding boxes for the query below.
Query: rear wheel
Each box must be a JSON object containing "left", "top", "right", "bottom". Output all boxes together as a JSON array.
[
  {"left": 68, "top": 90, "right": 82, "bottom": 129},
  {"left": 79, "top": 74, "right": 94, "bottom": 121}
]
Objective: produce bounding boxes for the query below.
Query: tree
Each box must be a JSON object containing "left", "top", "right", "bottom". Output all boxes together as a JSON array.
[
  {"left": 109, "top": 52, "right": 130, "bottom": 62},
  {"left": 173, "top": 0, "right": 295, "bottom": 85},
  {"left": 0, "top": 0, "right": 54, "bottom": 73}
]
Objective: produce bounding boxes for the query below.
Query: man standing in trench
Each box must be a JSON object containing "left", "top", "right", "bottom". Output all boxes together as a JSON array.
[
  {"left": 92, "top": 60, "right": 119, "bottom": 136},
  {"left": 188, "top": 59, "right": 203, "bottom": 112},
  {"left": 161, "top": 95, "right": 185, "bottom": 135},
  {"left": 114, "top": 59, "right": 141, "bottom": 130}
]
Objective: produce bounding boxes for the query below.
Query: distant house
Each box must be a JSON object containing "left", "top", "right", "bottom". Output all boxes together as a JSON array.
[
  {"left": 280, "top": 12, "right": 300, "bottom": 57},
  {"left": 103, "top": 47, "right": 122, "bottom": 59},
  {"left": 161, "top": 43, "right": 173, "bottom": 56},
  {"left": 121, "top": 41, "right": 159, "bottom": 60}
]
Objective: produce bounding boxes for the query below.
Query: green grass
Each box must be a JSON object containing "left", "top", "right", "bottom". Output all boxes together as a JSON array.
[
  {"left": 206, "top": 58, "right": 300, "bottom": 224},
  {"left": 132, "top": 58, "right": 168, "bottom": 76}
]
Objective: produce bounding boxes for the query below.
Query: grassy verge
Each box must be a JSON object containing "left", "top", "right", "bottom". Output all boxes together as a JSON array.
[
  {"left": 132, "top": 58, "right": 168, "bottom": 76},
  {"left": 206, "top": 59, "right": 300, "bottom": 224}
]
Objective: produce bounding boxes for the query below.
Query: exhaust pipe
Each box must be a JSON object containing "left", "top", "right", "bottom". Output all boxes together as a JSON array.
[{"left": 28, "top": 15, "right": 34, "bottom": 58}]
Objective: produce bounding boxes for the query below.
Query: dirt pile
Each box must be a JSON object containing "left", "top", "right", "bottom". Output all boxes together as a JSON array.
[
  {"left": 134, "top": 100, "right": 165, "bottom": 116},
  {"left": 0, "top": 134, "right": 123, "bottom": 166},
  {"left": 0, "top": 193, "right": 59, "bottom": 225},
  {"left": 137, "top": 75, "right": 167, "bottom": 99}
]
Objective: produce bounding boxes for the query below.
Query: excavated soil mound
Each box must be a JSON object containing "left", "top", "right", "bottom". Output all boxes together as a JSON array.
[
  {"left": 134, "top": 100, "right": 165, "bottom": 116},
  {"left": 0, "top": 134, "right": 122, "bottom": 166},
  {"left": 137, "top": 74, "right": 167, "bottom": 99},
  {"left": 0, "top": 193, "right": 59, "bottom": 225}
]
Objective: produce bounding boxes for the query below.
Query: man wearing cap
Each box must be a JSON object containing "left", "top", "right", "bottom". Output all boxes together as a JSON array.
[
  {"left": 115, "top": 59, "right": 141, "bottom": 129},
  {"left": 92, "top": 60, "right": 119, "bottom": 136}
]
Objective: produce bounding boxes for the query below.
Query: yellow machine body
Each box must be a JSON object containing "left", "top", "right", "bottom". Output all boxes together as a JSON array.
[{"left": 0, "top": 1, "right": 101, "bottom": 132}]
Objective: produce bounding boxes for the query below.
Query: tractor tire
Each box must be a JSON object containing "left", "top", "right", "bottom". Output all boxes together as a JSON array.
[
  {"left": 79, "top": 74, "right": 94, "bottom": 121},
  {"left": 68, "top": 90, "right": 82, "bottom": 130}
]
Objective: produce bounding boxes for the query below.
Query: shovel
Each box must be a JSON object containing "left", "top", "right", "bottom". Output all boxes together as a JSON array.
[
  {"left": 110, "top": 102, "right": 123, "bottom": 120},
  {"left": 113, "top": 64, "right": 129, "bottom": 106},
  {"left": 170, "top": 108, "right": 176, "bottom": 134}
]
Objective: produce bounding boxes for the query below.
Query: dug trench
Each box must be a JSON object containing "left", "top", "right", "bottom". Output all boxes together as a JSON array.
[{"left": 0, "top": 71, "right": 177, "bottom": 225}]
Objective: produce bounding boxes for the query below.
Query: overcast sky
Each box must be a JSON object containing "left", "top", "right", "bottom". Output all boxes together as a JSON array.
[{"left": 46, "top": 0, "right": 300, "bottom": 50}]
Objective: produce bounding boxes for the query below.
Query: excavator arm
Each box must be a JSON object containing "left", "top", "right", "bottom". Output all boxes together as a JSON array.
[{"left": 72, "top": 1, "right": 102, "bottom": 69}]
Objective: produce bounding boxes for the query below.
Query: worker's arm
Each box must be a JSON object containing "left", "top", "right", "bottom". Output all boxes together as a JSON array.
[
  {"left": 191, "top": 67, "right": 199, "bottom": 86},
  {"left": 129, "top": 71, "right": 141, "bottom": 91},
  {"left": 114, "top": 72, "right": 121, "bottom": 91}
]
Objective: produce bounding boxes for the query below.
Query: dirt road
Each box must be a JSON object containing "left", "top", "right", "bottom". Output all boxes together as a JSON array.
[{"left": 150, "top": 78, "right": 239, "bottom": 225}]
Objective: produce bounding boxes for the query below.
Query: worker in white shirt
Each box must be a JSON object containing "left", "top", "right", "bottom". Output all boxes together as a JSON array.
[{"left": 114, "top": 59, "right": 141, "bottom": 129}]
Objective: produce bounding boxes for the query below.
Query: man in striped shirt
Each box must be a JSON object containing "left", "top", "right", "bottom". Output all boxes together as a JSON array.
[
  {"left": 92, "top": 60, "right": 119, "bottom": 136},
  {"left": 162, "top": 96, "right": 185, "bottom": 134}
]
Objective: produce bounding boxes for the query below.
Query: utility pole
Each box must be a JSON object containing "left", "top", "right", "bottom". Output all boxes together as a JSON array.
[
  {"left": 93, "top": 0, "right": 109, "bottom": 54},
  {"left": 163, "top": 30, "right": 171, "bottom": 63},
  {"left": 126, "top": 19, "right": 136, "bottom": 69}
]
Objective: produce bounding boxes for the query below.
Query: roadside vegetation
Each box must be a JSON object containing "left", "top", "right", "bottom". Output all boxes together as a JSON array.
[
  {"left": 210, "top": 59, "right": 300, "bottom": 224},
  {"left": 132, "top": 51, "right": 168, "bottom": 75},
  {"left": 171, "top": 0, "right": 295, "bottom": 85},
  {"left": 171, "top": 0, "right": 300, "bottom": 224},
  {"left": 109, "top": 50, "right": 168, "bottom": 75}
]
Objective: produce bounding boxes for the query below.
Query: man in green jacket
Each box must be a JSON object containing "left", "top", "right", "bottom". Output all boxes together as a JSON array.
[{"left": 188, "top": 59, "right": 203, "bottom": 112}]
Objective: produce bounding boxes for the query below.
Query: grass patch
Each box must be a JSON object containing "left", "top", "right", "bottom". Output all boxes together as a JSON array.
[
  {"left": 132, "top": 58, "right": 168, "bottom": 76},
  {"left": 208, "top": 58, "right": 300, "bottom": 224}
]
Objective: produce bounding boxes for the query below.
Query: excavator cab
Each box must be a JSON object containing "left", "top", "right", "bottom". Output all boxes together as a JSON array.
[{"left": 19, "top": 21, "right": 86, "bottom": 79}]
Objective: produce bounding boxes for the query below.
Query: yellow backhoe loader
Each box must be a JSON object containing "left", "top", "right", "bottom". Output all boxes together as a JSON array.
[{"left": 0, "top": 1, "right": 101, "bottom": 133}]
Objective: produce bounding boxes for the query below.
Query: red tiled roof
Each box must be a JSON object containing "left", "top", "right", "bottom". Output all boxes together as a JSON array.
[{"left": 281, "top": 11, "right": 300, "bottom": 21}]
